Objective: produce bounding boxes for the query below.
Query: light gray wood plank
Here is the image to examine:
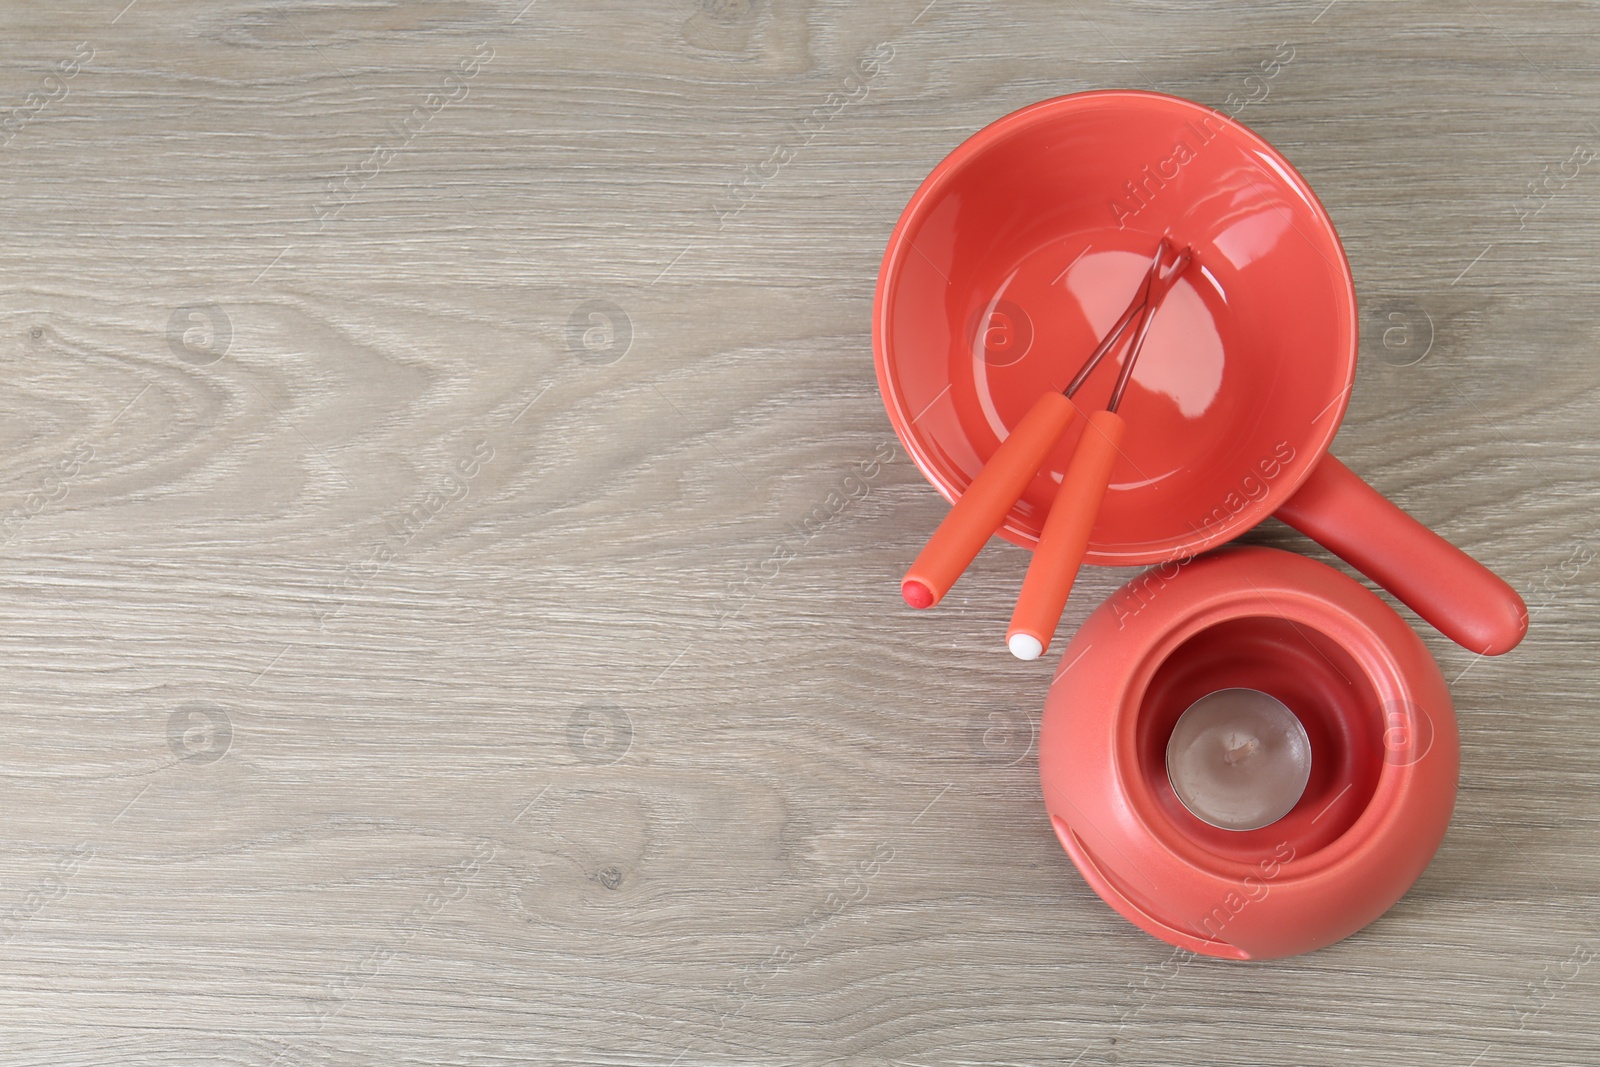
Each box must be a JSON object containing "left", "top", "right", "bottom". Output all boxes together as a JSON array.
[{"left": 0, "top": 1, "right": 1594, "bottom": 1064}]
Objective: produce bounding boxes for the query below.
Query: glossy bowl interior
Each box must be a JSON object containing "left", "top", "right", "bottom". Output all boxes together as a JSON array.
[{"left": 874, "top": 90, "right": 1358, "bottom": 563}]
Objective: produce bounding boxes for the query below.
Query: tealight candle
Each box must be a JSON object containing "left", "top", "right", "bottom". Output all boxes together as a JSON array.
[{"left": 1166, "top": 688, "right": 1312, "bottom": 831}]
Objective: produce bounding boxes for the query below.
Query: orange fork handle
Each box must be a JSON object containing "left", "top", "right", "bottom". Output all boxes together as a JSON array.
[
  {"left": 1007, "top": 408, "right": 1126, "bottom": 655},
  {"left": 902, "top": 391, "right": 1078, "bottom": 608}
]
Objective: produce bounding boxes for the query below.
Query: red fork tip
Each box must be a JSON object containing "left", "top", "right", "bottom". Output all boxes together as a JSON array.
[{"left": 901, "top": 579, "right": 935, "bottom": 610}]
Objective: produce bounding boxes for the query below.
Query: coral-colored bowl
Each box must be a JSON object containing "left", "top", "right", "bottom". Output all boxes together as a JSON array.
[
  {"left": 874, "top": 91, "right": 1350, "bottom": 562},
  {"left": 1039, "top": 546, "right": 1458, "bottom": 960},
  {"left": 873, "top": 90, "right": 1526, "bottom": 655}
]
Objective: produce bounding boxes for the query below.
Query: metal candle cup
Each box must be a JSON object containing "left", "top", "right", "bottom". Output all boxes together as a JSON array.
[{"left": 1166, "top": 688, "right": 1312, "bottom": 832}]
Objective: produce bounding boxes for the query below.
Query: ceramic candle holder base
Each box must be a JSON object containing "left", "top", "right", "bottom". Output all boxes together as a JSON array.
[{"left": 1039, "top": 545, "right": 1458, "bottom": 960}]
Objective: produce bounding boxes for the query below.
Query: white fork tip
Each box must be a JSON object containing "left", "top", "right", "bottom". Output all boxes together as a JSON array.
[{"left": 1008, "top": 633, "right": 1044, "bottom": 661}]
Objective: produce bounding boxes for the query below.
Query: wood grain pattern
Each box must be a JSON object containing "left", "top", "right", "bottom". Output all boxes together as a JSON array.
[{"left": 0, "top": 1, "right": 1596, "bottom": 1064}]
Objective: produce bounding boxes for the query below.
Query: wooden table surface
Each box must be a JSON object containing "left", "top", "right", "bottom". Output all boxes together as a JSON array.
[{"left": 0, "top": 1, "right": 1595, "bottom": 1064}]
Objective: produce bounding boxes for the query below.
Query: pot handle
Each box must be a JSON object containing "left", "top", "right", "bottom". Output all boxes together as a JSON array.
[{"left": 1274, "top": 454, "right": 1527, "bottom": 655}]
